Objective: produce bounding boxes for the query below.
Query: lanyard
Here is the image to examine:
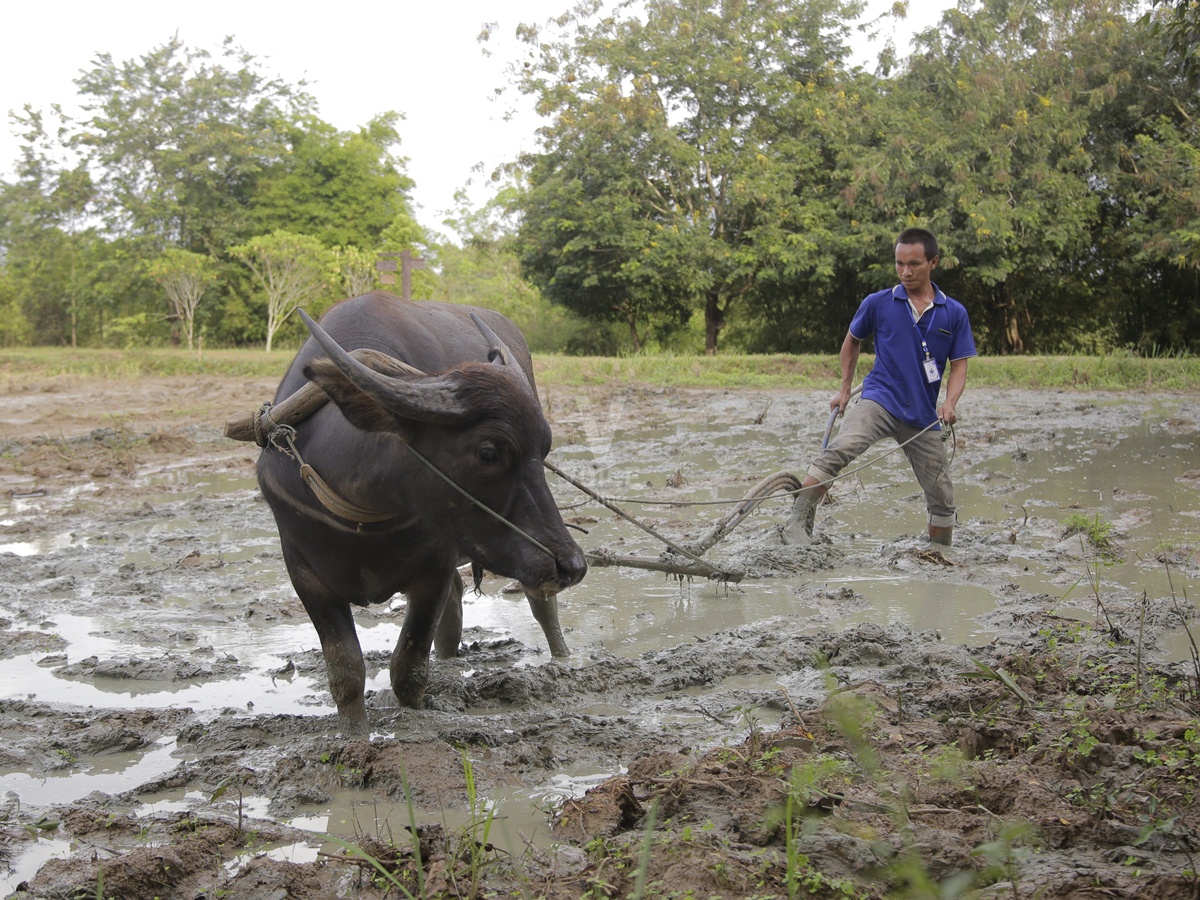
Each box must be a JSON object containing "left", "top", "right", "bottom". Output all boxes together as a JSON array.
[{"left": 911, "top": 302, "right": 937, "bottom": 359}]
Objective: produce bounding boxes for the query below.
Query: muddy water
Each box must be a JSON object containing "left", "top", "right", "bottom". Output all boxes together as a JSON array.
[
  {"left": 547, "top": 391, "right": 1199, "bottom": 654},
  {"left": 1, "top": 388, "right": 1197, "bottom": 895}
]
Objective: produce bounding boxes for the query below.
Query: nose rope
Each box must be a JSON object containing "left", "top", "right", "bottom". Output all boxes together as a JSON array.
[{"left": 396, "top": 441, "right": 560, "bottom": 561}]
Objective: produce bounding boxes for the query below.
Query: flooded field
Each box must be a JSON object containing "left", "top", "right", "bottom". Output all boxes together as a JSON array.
[{"left": 1, "top": 377, "right": 1198, "bottom": 898}]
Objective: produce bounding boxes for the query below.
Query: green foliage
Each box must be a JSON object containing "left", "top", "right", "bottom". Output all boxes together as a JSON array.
[
  {"left": 71, "top": 36, "right": 314, "bottom": 253},
  {"left": 0, "top": 271, "right": 32, "bottom": 346},
  {"left": 0, "top": 36, "right": 420, "bottom": 350},
  {"left": 780, "top": 758, "right": 855, "bottom": 899},
  {"left": 145, "top": 248, "right": 218, "bottom": 350},
  {"left": 4, "top": 9, "right": 1200, "bottom": 355},
  {"left": 250, "top": 113, "right": 412, "bottom": 249},
  {"left": 435, "top": 190, "right": 590, "bottom": 352},
  {"left": 960, "top": 657, "right": 1034, "bottom": 708},
  {"left": 330, "top": 245, "right": 380, "bottom": 298},
  {"left": 1144, "top": 0, "right": 1200, "bottom": 86},
  {"left": 1052, "top": 699, "right": 1103, "bottom": 770},
  {"left": 970, "top": 821, "right": 1038, "bottom": 896},
  {"left": 458, "top": 747, "right": 498, "bottom": 897},
  {"left": 377, "top": 212, "right": 437, "bottom": 300},
  {"left": 230, "top": 230, "right": 334, "bottom": 352},
  {"left": 1061, "top": 512, "right": 1116, "bottom": 552},
  {"left": 502, "top": 0, "right": 1200, "bottom": 357}
]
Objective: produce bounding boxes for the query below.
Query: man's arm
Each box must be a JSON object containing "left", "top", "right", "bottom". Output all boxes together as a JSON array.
[
  {"left": 832, "top": 331, "right": 862, "bottom": 416},
  {"left": 938, "top": 357, "right": 969, "bottom": 425}
]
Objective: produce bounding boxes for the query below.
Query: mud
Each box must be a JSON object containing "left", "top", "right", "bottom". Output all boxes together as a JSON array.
[{"left": 1, "top": 372, "right": 1199, "bottom": 899}]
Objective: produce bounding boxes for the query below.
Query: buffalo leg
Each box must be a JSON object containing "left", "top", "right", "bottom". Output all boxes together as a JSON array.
[
  {"left": 523, "top": 586, "right": 570, "bottom": 658},
  {"left": 433, "top": 569, "right": 465, "bottom": 659},
  {"left": 283, "top": 553, "right": 369, "bottom": 727},
  {"left": 390, "top": 570, "right": 456, "bottom": 707},
  {"left": 299, "top": 597, "right": 368, "bottom": 727}
]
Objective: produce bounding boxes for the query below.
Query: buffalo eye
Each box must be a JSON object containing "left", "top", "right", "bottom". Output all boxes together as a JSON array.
[{"left": 477, "top": 443, "right": 501, "bottom": 465}]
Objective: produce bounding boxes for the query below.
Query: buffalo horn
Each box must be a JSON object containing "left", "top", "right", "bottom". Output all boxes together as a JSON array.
[
  {"left": 299, "top": 310, "right": 467, "bottom": 423},
  {"left": 470, "top": 312, "right": 533, "bottom": 391}
]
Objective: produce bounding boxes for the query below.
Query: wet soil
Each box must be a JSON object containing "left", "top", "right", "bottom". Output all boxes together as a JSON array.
[{"left": 1, "top": 371, "right": 1199, "bottom": 899}]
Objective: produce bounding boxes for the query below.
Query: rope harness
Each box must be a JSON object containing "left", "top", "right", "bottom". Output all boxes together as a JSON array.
[{"left": 266, "top": 419, "right": 396, "bottom": 526}]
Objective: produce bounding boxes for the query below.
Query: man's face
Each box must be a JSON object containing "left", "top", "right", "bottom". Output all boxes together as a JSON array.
[{"left": 895, "top": 242, "right": 938, "bottom": 294}]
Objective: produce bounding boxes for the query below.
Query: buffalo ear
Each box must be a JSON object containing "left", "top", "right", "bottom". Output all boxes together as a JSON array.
[{"left": 305, "top": 358, "right": 413, "bottom": 436}]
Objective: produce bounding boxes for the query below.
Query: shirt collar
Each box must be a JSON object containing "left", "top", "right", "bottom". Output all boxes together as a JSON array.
[{"left": 892, "top": 283, "right": 946, "bottom": 305}]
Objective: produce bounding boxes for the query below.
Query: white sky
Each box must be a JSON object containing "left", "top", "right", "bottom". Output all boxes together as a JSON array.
[{"left": 0, "top": 0, "right": 946, "bottom": 233}]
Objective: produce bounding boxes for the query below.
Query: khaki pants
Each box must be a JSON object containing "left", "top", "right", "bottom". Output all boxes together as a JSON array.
[{"left": 808, "top": 398, "right": 956, "bottom": 528}]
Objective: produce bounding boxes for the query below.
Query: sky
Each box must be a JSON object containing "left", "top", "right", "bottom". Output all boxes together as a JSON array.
[{"left": 0, "top": 0, "right": 947, "bottom": 234}]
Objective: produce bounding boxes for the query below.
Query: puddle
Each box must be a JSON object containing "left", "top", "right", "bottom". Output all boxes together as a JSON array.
[
  {"left": 0, "top": 532, "right": 75, "bottom": 558},
  {"left": 1, "top": 738, "right": 180, "bottom": 808},
  {"left": 2, "top": 838, "right": 75, "bottom": 894}
]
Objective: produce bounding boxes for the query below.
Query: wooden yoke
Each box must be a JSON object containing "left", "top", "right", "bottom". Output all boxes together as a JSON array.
[{"left": 224, "top": 348, "right": 426, "bottom": 444}]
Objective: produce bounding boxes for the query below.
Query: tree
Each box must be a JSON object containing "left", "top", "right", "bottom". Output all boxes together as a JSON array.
[
  {"left": 2, "top": 36, "right": 424, "bottom": 348},
  {"left": 71, "top": 35, "right": 314, "bottom": 253},
  {"left": 0, "top": 107, "right": 104, "bottom": 347},
  {"left": 250, "top": 113, "right": 413, "bottom": 248},
  {"left": 0, "top": 270, "right": 32, "bottom": 346},
  {"left": 514, "top": 88, "right": 696, "bottom": 350},
  {"left": 1144, "top": 0, "right": 1200, "bottom": 86},
  {"left": 146, "top": 248, "right": 217, "bottom": 350},
  {"left": 1076, "top": 1, "right": 1200, "bottom": 353},
  {"left": 509, "top": 0, "right": 864, "bottom": 353},
  {"left": 1099, "top": 116, "right": 1200, "bottom": 353},
  {"left": 231, "top": 230, "right": 332, "bottom": 352},
  {"left": 331, "top": 245, "right": 379, "bottom": 298}
]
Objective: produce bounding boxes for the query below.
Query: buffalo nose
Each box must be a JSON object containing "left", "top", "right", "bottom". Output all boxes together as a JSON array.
[{"left": 556, "top": 548, "right": 587, "bottom": 589}]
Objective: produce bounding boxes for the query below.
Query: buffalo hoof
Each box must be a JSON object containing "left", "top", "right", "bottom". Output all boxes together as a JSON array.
[{"left": 335, "top": 698, "right": 370, "bottom": 733}]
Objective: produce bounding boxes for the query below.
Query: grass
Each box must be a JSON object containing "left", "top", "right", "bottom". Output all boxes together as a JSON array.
[
  {"left": 3, "top": 346, "right": 1199, "bottom": 392},
  {"left": 0, "top": 346, "right": 295, "bottom": 380}
]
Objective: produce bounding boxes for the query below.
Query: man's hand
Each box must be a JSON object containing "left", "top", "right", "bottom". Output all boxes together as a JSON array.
[
  {"left": 939, "top": 358, "right": 968, "bottom": 426},
  {"left": 831, "top": 388, "right": 852, "bottom": 417}
]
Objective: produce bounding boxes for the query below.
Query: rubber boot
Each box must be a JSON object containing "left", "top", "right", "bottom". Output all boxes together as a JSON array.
[
  {"left": 781, "top": 477, "right": 828, "bottom": 545},
  {"left": 927, "top": 525, "right": 953, "bottom": 547}
]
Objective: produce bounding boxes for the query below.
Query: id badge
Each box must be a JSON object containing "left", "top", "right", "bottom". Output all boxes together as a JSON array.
[{"left": 923, "top": 357, "right": 941, "bottom": 383}]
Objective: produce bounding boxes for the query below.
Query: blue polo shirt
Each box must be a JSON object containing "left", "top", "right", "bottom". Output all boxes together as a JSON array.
[{"left": 849, "top": 284, "right": 977, "bottom": 428}]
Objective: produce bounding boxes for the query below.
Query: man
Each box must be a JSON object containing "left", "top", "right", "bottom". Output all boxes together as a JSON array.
[{"left": 784, "top": 228, "right": 977, "bottom": 546}]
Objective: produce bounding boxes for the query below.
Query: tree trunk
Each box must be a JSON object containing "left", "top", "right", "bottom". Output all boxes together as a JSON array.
[
  {"left": 625, "top": 313, "right": 642, "bottom": 352},
  {"left": 69, "top": 250, "right": 78, "bottom": 349},
  {"left": 1000, "top": 283, "right": 1024, "bottom": 354},
  {"left": 704, "top": 289, "right": 725, "bottom": 355}
]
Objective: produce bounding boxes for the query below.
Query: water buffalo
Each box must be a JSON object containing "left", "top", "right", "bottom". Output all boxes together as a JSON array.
[{"left": 256, "top": 292, "right": 587, "bottom": 727}]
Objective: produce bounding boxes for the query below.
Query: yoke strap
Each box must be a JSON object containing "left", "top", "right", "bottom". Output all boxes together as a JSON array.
[
  {"left": 299, "top": 464, "right": 398, "bottom": 526},
  {"left": 269, "top": 424, "right": 397, "bottom": 530}
]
